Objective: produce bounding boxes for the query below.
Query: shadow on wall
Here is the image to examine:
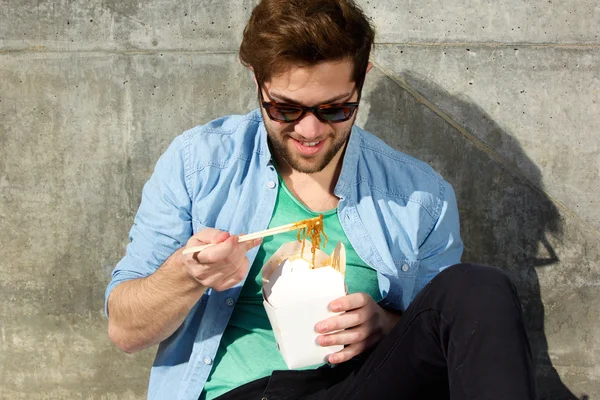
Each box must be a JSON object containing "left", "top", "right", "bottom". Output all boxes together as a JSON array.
[{"left": 362, "top": 70, "right": 581, "bottom": 400}]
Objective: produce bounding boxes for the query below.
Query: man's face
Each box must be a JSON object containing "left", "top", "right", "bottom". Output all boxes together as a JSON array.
[{"left": 260, "top": 59, "right": 359, "bottom": 174}]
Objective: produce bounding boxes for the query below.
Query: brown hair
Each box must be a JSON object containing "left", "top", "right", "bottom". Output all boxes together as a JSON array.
[{"left": 239, "top": 0, "right": 375, "bottom": 86}]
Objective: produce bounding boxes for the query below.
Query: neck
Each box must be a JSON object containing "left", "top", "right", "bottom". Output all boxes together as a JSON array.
[{"left": 276, "top": 146, "right": 346, "bottom": 212}]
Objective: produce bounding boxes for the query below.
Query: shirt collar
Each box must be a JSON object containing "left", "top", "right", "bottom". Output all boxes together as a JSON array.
[
  {"left": 252, "top": 109, "right": 275, "bottom": 167},
  {"left": 334, "top": 125, "right": 361, "bottom": 200}
]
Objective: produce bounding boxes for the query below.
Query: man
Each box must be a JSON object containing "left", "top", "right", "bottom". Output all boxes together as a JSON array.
[{"left": 106, "top": 1, "right": 537, "bottom": 399}]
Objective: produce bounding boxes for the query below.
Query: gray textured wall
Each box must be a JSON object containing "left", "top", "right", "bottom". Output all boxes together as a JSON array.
[{"left": 0, "top": 0, "right": 598, "bottom": 399}]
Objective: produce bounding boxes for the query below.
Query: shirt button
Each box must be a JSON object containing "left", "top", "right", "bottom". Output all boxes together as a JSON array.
[
  {"left": 401, "top": 264, "right": 409, "bottom": 272},
  {"left": 267, "top": 180, "right": 276, "bottom": 189},
  {"left": 225, "top": 297, "right": 235, "bottom": 307},
  {"left": 203, "top": 356, "right": 212, "bottom": 365}
]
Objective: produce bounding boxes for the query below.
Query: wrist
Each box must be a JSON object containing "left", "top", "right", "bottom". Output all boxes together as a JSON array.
[{"left": 167, "top": 248, "right": 206, "bottom": 293}]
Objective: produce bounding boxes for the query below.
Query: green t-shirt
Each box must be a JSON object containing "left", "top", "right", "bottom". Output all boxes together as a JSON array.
[{"left": 201, "top": 176, "right": 381, "bottom": 400}]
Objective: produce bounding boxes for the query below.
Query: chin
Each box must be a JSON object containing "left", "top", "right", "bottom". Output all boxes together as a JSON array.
[{"left": 288, "top": 158, "right": 328, "bottom": 174}]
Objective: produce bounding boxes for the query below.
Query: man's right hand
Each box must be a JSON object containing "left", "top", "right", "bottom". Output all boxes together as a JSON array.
[
  {"left": 107, "top": 228, "right": 261, "bottom": 353},
  {"left": 181, "top": 228, "right": 262, "bottom": 292}
]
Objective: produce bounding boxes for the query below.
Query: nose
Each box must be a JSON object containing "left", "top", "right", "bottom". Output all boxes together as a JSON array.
[{"left": 294, "top": 111, "right": 329, "bottom": 140}]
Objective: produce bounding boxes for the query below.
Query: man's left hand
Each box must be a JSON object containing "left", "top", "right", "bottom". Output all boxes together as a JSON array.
[{"left": 315, "top": 292, "right": 401, "bottom": 364}]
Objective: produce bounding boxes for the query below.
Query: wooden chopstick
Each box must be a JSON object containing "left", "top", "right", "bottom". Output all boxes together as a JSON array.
[{"left": 181, "top": 216, "right": 321, "bottom": 255}]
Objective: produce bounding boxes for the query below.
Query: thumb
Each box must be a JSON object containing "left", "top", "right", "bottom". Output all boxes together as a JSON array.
[
  {"left": 192, "top": 228, "right": 231, "bottom": 245},
  {"left": 241, "top": 237, "right": 263, "bottom": 251}
]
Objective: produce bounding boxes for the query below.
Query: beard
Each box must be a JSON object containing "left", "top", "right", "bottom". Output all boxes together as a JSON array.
[{"left": 264, "top": 118, "right": 354, "bottom": 174}]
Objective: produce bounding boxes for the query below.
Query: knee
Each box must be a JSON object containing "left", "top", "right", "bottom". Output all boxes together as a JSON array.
[
  {"left": 436, "top": 263, "right": 520, "bottom": 305},
  {"left": 439, "top": 263, "right": 513, "bottom": 287}
]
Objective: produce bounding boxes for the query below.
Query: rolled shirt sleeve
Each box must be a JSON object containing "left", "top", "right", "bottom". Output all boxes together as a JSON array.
[
  {"left": 414, "top": 180, "right": 463, "bottom": 297},
  {"left": 105, "top": 135, "right": 193, "bottom": 316}
]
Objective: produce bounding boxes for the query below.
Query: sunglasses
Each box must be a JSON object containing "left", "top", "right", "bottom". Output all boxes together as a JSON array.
[{"left": 258, "top": 86, "right": 360, "bottom": 123}]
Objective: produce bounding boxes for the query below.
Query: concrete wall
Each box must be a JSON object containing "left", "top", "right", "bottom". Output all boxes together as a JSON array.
[{"left": 0, "top": 0, "right": 598, "bottom": 398}]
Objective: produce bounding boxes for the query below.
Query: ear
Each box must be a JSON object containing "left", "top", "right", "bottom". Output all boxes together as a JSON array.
[{"left": 365, "top": 61, "right": 373, "bottom": 75}]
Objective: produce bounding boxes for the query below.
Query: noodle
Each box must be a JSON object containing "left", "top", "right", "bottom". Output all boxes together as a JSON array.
[
  {"left": 331, "top": 248, "right": 340, "bottom": 273},
  {"left": 294, "top": 214, "right": 327, "bottom": 267}
]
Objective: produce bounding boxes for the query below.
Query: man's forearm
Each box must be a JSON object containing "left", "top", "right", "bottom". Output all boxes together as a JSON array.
[{"left": 107, "top": 249, "right": 206, "bottom": 353}]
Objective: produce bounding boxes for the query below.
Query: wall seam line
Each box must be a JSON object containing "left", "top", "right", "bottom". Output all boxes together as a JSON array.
[
  {"left": 0, "top": 49, "right": 240, "bottom": 56},
  {"left": 2, "top": 42, "right": 599, "bottom": 55},
  {"left": 374, "top": 42, "right": 600, "bottom": 49}
]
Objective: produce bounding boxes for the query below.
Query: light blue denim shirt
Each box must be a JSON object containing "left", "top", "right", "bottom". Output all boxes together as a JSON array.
[{"left": 105, "top": 109, "right": 463, "bottom": 400}]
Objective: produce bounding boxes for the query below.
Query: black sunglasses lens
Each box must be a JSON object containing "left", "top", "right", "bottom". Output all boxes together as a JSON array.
[
  {"left": 318, "top": 106, "right": 354, "bottom": 122},
  {"left": 268, "top": 106, "right": 304, "bottom": 122}
]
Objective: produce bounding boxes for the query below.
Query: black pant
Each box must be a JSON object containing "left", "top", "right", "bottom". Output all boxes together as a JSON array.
[{"left": 214, "top": 263, "right": 538, "bottom": 400}]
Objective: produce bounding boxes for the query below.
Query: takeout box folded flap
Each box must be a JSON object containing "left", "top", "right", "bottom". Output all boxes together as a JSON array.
[
  {"left": 262, "top": 241, "right": 330, "bottom": 281},
  {"left": 262, "top": 240, "right": 346, "bottom": 283},
  {"left": 331, "top": 241, "right": 346, "bottom": 277}
]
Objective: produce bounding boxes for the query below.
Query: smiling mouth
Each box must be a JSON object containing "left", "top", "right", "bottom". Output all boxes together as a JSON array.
[
  {"left": 301, "top": 141, "right": 320, "bottom": 147},
  {"left": 291, "top": 137, "right": 326, "bottom": 155}
]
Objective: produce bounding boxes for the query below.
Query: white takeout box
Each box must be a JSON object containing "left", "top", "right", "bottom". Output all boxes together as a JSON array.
[{"left": 262, "top": 240, "right": 347, "bottom": 369}]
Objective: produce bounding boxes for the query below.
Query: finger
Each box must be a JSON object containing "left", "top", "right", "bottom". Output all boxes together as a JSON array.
[
  {"left": 327, "top": 334, "right": 381, "bottom": 364},
  {"left": 187, "top": 239, "right": 251, "bottom": 284},
  {"left": 212, "top": 274, "right": 242, "bottom": 292},
  {"left": 185, "top": 229, "right": 232, "bottom": 263},
  {"left": 212, "top": 257, "right": 250, "bottom": 291},
  {"left": 241, "top": 237, "right": 263, "bottom": 251},
  {"left": 317, "top": 325, "right": 376, "bottom": 347},
  {"left": 204, "top": 242, "right": 255, "bottom": 278},
  {"left": 226, "top": 237, "right": 262, "bottom": 264},
  {"left": 229, "top": 256, "right": 250, "bottom": 282},
  {"left": 209, "top": 255, "right": 249, "bottom": 287},
  {"left": 195, "top": 235, "right": 260, "bottom": 266},
  {"left": 329, "top": 292, "right": 371, "bottom": 313},
  {"left": 193, "top": 235, "right": 241, "bottom": 264},
  {"left": 190, "top": 228, "right": 231, "bottom": 245},
  {"left": 315, "top": 308, "right": 374, "bottom": 334}
]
